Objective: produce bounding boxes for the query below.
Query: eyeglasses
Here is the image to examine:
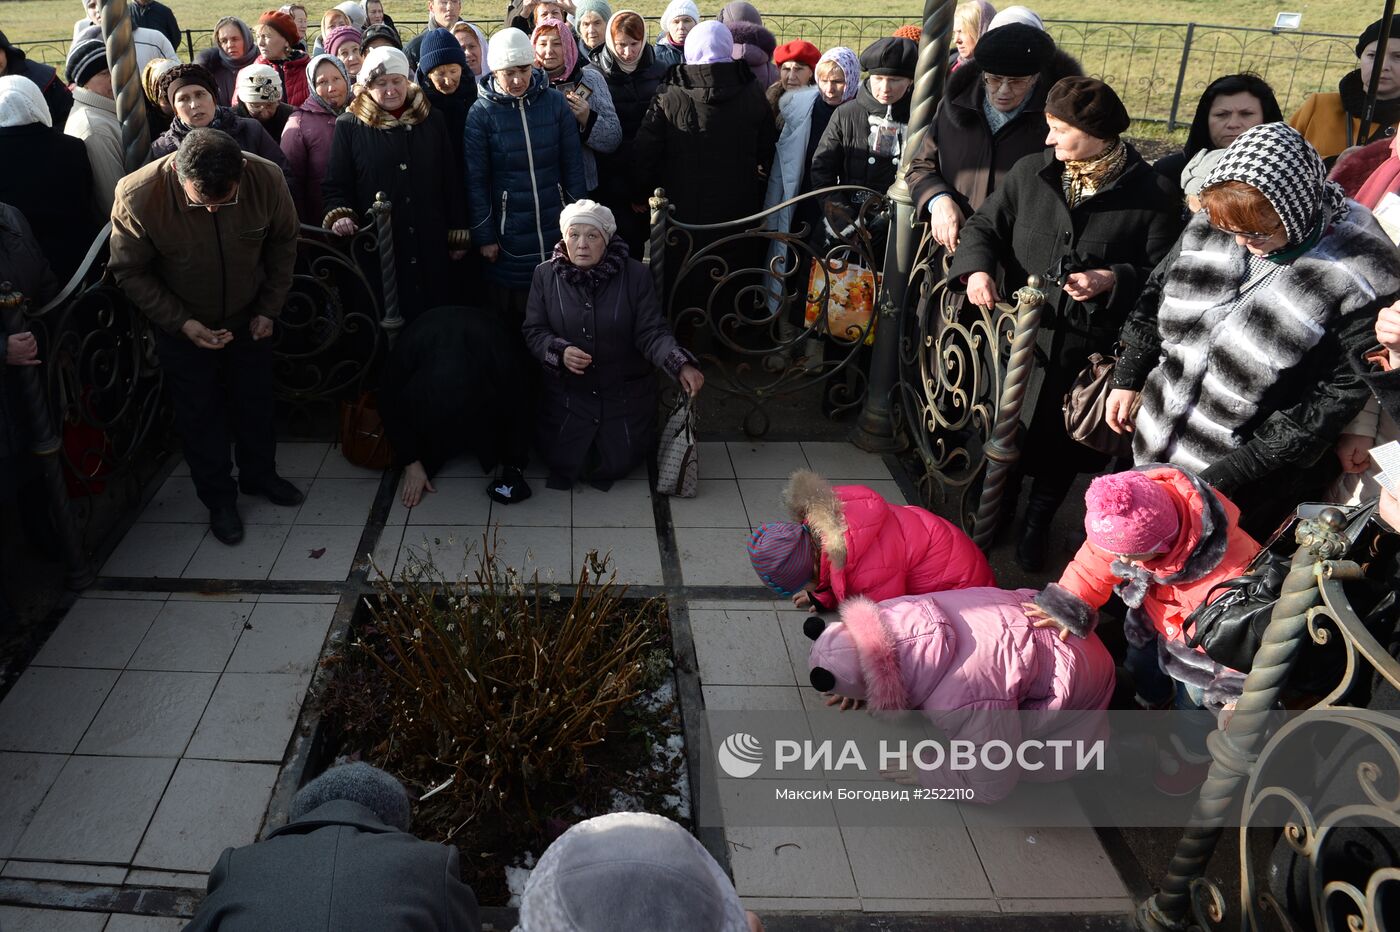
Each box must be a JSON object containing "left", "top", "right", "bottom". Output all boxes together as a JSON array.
[
  {"left": 983, "top": 74, "right": 1034, "bottom": 91},
  {"left": 1207, "top": 222, "right": 1278, "bottom": 243},
  {"left": 183, "top": 184, "right": 240, "bottom": 210}
]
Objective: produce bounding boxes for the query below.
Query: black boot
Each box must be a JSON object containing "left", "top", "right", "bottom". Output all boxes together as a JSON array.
[{"left": 1015, "top": 492, "right": 1060, "bottom": 572}]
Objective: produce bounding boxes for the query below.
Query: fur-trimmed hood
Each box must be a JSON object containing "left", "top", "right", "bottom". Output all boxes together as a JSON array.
[
  {"left": 809, "top": 596, "right": 910, "bottom": 710},
  {"left": 347, "top": 83, "right": 432, "bottom": 129},
  {"left": 784, "top": 469, "right": 848, "bottom": 568},
  {"left": 781, "top": 468, "right": 995, "bottom": 610}
]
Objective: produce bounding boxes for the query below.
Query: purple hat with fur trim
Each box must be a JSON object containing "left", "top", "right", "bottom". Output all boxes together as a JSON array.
[{"left": 748, "top": 522, "right": 812, "bottom": 596}]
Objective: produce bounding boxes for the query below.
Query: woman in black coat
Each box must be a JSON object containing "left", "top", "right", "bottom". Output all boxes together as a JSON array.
[
  {"left": 594, "top": 10, "right": 669, "bottom": 256},
  {"left": 947, "top": 76, "right": 1182, "bottom": 570},
  {"left": 321, "top": 47, "right": 468, "bottom": 321},
  {"left": 1151, "top": 73, "right": 1282, "bottom": 200},
  {"left": 523, "top": 200, "right": 704, "bottom": 491},
  {"left": 0, "top": 76, "right": 95, "bottom": 283},
  {"left": 631, "top": 21, "right": 777, "bottom": 228}
]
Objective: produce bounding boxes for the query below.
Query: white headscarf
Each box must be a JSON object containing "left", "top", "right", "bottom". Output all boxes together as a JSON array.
[
  {"left": 988, "top": 6, "right": 1045, "bottom": 31},
  {"left": 356, "top": 45, "right": 411, "bottom": 87},
  {"left": 0, "top": 75, "right": 52, "bottom": 128}
]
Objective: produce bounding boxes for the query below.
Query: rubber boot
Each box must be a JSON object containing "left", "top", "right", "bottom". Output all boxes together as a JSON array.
[{"left": 1015, "top": 491, "right": 1061, "bottom": 572}]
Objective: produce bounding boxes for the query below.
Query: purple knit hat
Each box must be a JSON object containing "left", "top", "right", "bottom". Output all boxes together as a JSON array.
[
  {"left": 1083, "top": 471, "right": 1180, "bottom": 556},
  {"left": 748, "top": 522, "right": 813, "bottom": 595},
  {"left": 324, "top": 25, "right": 363, "bottom": 57}
]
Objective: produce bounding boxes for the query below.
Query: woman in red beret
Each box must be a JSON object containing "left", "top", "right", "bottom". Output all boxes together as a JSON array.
[{"left": 254, "top": 10, "right": 310, "bottom": 107}]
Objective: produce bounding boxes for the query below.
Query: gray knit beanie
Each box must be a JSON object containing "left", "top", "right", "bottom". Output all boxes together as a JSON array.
[{"left": 289, "top": 762, "right": 412, "bottom": 830}]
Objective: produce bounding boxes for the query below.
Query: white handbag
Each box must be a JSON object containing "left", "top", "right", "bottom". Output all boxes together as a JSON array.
[{"left": 655, "top": 396, "right": 698, "bottom": 498}]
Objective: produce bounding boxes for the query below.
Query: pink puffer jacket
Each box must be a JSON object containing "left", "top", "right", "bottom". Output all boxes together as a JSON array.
[
  {"left": 785, "top": 470, "right": 995, "bottom": 610},
  {"left": 808, "top": 587, "right": 1116, "bottom": 802}
]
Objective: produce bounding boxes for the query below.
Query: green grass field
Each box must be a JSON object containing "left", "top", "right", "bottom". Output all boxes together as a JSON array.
[
  {"left": 3, "top": 0, "right": 1387, "bottom": 139},
  {"left": 4, "top": 0, "right": 1381, "bottom": 45}
]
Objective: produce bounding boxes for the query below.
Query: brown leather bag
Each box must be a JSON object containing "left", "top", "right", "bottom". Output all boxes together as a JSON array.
[
  {"left": 1063, "top": 352, "right": 1136, "bottom": 458},
  {"left": 339, "top": 392, "right": 394, "bottom": 470}
]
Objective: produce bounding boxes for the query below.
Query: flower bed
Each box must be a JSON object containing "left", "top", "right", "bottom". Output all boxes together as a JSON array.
[{"left": 318, "top": 535, "right": 687, "bottom": 905}]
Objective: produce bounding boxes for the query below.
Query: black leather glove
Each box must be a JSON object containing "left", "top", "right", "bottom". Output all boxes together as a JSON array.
[{"left": 1200, "top": 445, "right": 1270, "bottom": 497}]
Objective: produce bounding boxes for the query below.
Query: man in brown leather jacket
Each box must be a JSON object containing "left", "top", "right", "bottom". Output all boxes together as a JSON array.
[{"left": 109, "top": 127, "right": 300, "bottom": 545}]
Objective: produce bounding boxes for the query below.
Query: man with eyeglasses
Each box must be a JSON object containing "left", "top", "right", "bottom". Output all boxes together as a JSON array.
[
  {"left": 907, "top": 22, "right": 1078, "bottom": 252},
  {"left": 109, "top": 128, "right": 300, "bottom": 545}
]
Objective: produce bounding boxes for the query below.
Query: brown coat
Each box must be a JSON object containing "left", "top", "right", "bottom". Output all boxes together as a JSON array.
[
  {"left": 109, "top": 151, "right": 298, "bottom": 335},
  {"left": 906, "top": 50, "right": 1082, "bottom": 218}
]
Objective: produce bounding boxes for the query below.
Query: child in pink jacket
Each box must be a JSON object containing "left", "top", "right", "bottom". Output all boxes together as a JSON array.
[
  {"left": 747, "top": 470, "right": 995, "bottom": 611},
  {"left": 1026, "top": 466, "right": 1260, "bottom": 712},
  {"left": 806, "top": 587, "right": 1116, "bottom": 802}
]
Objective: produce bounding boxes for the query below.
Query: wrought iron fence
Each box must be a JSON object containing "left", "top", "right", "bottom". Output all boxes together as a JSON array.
[
  {"left": 646, "top": 184, "right": 886, "bottom": 437},
  {"left": 16, "top": 15, "right": 1357, "bottom": 129},
  {"left": 6, "top": 203, "right": 395, "bottom": 579},
  {"left": 891, "top": 234, "right": 1046, "bottom": 538}
]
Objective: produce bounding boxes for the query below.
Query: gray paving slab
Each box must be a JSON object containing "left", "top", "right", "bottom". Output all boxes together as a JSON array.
[
  {"left": 799, "top": 442, "right": 894, "bottom": 481},
  {"left": 12, "top": 755, "right": 175, "bottom": 863},
  {"left": 0, "top": 668, "right": 119, "bottom": 753},
  {"left": 225, "top": 601, "right": 335, "bottom": 675},
  {"left": 727, "top": 441, "right": 810, "bottom": 479},
  {"left": 268, "top": 525, "right": 364, "bottom": 581},
  {"left": 1, "top": 861, "right": 127, "bottom": 883},
  {"left": 401, "top": 477, "right": 493, "bottom": 526},
  {"left": 31, "top": 598, "right": 164, "bottom": 670},
  {"left": 674, "top": 527, "right": 762, "bottom": 587},
  {"left": 271, "top": 441, "right": 331, "bottom": 478},
  {"left": 101, "top": 523, "right": 207, "bottom": 578},
  {"left": 573, "top": 527, "right": 663, "bottom": 586},
  {"left": 572, "top": 481, "right": 655, "bottom": 529},
  {"left": 0, "top": 752, "right": 68, "bottom": 858},
  {"left": 182, "top": 525, "right": 290, "bottom": 581},
  {"left": 127, "top": 601, "right": 253, "bottom": 673},
  {"left": 133, "top": 758, "right": 277, "bottom": 872},
  {"left": 296, "top": 478, "right": 381, "bottom": 526},
  {"left": 185, "top": 672, "right": 312, "bottom": 763},
  {"left": 689, "top": 608, "right": 795, "bottom": 686},
  {"left": 0, "top": 906, "right": 109, "bottom": 931},
  {"left": 76, "top": 671, "right": 219, "bottom": 758},
  {"left": 668, "top": 479, "right": 750, "bottom": 528},
  {"left": 104, "top": 916, "right": 192, "bottom": 931}
]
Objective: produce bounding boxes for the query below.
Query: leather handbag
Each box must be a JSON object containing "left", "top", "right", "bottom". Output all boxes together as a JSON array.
[
  {"left": 1182, "top": 500, "right": 1380, "bottom": 674},
  {"left": 1063, "top": 352, "right": 1135, "bottom": 458},
  {"left": 655, "top": 395, "right": 698, "bottom": 498},
  {"left": 339, "top": 391, "right": 393, "bottom": 470}
]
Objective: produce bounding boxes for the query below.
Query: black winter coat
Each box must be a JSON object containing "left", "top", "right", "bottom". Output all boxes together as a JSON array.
[
  {"left": 810, "top": 81, "right": 911, "bottom": 209},
  {"left": 631, "top": 60, "right": 777, "bottom": 225},
  {"left": 0, "top": 124, "right": 95, "bottom": 283},
  {"left": 322, "top": 87, "right": 470, "bottom": 320},
  {"left": 378, "top": 306, "right": 531, "bottom": 476},
  {"left": 523, "top": 244, "right": 695, "bottom": 483},
  {"left": 593, "top": 44, "right": 668, "bottom": 253},
  {"left": 131, "top": 0, "right": 182, "bottom": 50},
  {"left": 414, "top": 67, "right": 477, "bottom": 167},
  {"left": 184, "top": 800, "right": 479, "bottom": 932},
  {"left": 0, "top": 205, "right": 59, "bottom": 468},
  {"left": 235, "top": 101, "right": 295, "bottom": 143},
  {"left": 906, "top": 50, "right": 1083, "bottom": 217},
  {"left": 948, "top": 146, "right": 1182, "bottom": 475},
  {"left": 150, "top": 107, "right": 291, "bottom": 180}
]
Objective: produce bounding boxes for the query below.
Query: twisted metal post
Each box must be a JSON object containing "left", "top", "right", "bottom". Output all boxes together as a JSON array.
[
  {"left": 648, "top": 188, "right": 669, "bottom": 308},
  {"left": 369, "top": 193, "right": 403, "bottom": 347},
  {"left": 100, "top": 0, "right": 149, "bottom": 173},
  {"left": 1135, "top": 508, "right": 1353, "bottom": 931},
  {"left": 851, "top": 0, "right": 954, "bottom": 453},
  {"left": 969, "top": 279, "right": 1045, "bottom": 550},
  {"left": 0, "top": 284, "right": 93, "bottom": 589}
]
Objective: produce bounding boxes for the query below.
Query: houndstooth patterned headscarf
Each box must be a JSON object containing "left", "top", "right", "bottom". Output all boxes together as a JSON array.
[{"left": 1203, "top": 122, "right": 1348, "bottom": 246}]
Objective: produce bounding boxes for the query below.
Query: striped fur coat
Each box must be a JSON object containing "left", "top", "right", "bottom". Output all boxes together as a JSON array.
[{"left": 1132, "top": 206, "right": 1400, "bottom": 477}]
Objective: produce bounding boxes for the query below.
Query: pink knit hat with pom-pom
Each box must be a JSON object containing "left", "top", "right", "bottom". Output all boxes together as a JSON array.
[{"left": 1083, "top": 471, "right": 1180, "bottom": 556}]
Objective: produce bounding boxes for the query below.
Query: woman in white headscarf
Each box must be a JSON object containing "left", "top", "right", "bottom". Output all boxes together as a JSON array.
[{"left": 0, "top": 75, "right": 96, "bottom": 280}]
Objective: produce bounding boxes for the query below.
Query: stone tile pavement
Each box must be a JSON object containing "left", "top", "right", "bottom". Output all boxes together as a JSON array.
[{"left": 0, "top": 440, "right": 1134, "bottom": 926}]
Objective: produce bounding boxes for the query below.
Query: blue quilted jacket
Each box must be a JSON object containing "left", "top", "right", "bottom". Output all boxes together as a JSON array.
[{"left": 464, "top": 68, "right": 587, "bottom": 290}]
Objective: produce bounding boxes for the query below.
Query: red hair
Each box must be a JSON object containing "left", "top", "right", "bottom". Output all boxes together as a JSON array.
[
  {"left": 610, "top": 11, "right": 645, "bottom": 42},
  {"left": 1200, "top": 180, "right": 1283, "bottom": 234}
]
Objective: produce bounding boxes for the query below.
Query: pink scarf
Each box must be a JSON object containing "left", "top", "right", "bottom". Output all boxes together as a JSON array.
[
  {"left": 532, "top": 17, "right": 578, "bottom": 82},
  {"left": 1355, "top": 136, "right": 1400, "bottom": 209}
]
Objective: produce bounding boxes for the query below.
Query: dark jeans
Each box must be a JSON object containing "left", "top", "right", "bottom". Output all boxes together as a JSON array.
[{"left": 154, "top": 327, "right": 276, "bottom": 510}]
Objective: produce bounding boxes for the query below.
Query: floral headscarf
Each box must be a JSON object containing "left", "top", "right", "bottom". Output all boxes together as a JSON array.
[{"left": 816, "top": 46, "right": 859, "bottom": 103}]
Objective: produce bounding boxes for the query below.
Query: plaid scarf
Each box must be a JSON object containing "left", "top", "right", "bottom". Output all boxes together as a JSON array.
[{"left": 1061, "top": 138, "right": 1128, "bottom": 208}]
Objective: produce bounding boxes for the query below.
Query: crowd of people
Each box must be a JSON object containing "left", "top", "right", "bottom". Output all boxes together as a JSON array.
[{"left": 4, "top": 0, "right": 1400, "bottom": 921}]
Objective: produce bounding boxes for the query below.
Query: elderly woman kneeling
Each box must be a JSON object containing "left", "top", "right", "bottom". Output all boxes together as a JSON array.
[{"left": 524, "top": 200, "right": 705, "bottom": 491}]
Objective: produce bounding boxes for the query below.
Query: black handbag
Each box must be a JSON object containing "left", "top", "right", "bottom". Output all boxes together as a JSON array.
[{"left": 1182, "top": 501, "right": 1380, "bottom": 674}]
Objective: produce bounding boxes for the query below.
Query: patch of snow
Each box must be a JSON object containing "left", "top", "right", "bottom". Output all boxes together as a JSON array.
[
  {"left": 642, "top": 677, "right": 676, "bottom": 712},
  {"left": 505, "top": 855, "right": 535, "bottom": 908},
  {"left": 610, "top": 788, "right": 644, "bottom": 812}
]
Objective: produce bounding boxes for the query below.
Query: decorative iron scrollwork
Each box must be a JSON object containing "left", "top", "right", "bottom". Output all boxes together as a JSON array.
[{"left": 649, "top": 185, "right": 886, "bottom": 437}]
